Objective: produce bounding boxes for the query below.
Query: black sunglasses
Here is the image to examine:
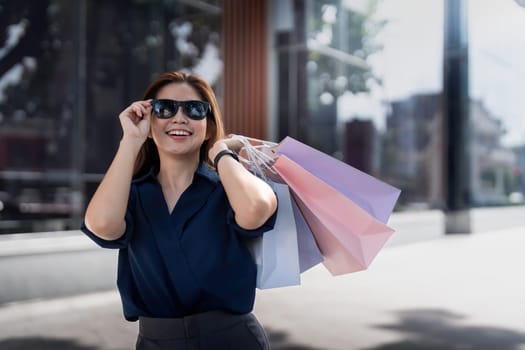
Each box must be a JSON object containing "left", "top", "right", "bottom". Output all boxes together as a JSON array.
[{"left": 150, "top": 99, "right": 211, "bottom": 120}]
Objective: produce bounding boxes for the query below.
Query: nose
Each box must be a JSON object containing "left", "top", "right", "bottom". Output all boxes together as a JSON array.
[{"left": 171, "top": 106, "right": 188, "bottom": 123}]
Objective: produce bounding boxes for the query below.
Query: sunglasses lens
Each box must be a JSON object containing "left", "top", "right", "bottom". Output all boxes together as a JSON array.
[
  {"left": 152, "top": 100, "right": 176, "bottom": 119},
  {"left": 182, "top": 101, "right": 209, "bottom": 120},
  {"left": 151, "top": 100, "right": 210, "bottom": 120}
]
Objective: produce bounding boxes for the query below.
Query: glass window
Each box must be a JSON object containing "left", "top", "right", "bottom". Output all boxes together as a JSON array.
[
  {"left": 468, "top": 0, "right": 525, "bottom": 206},
  {"left": 0, "top": 1, "right": 81, "bottom": 233},
  {"left": 275, "top": 0, "right": 445, "bottom": 211},
  {"left": 0, "top": 0, "right": 222, "bottom": 233}
]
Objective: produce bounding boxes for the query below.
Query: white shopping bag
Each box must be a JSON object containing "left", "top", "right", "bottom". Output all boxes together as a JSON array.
[{"left": 246, "top": 182, "right": 301, "bottom": 289}]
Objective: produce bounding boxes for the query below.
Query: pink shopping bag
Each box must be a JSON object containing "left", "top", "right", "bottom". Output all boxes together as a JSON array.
[{"left": 273, "top": 155, "right": 395, "bottom": 276}]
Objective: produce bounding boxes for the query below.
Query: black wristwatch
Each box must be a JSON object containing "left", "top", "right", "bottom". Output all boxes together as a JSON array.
[{"left": 213, "top": 149, "right": 239, "bottom": 170}]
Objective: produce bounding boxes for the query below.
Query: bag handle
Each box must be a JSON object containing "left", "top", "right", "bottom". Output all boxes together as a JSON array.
[{"left": 228, "top": 135, "right": 280, "bottom": 182}]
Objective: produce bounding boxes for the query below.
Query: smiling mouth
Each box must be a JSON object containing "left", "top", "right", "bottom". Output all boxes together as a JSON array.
[{"left": 166, "top": 130, "right": 192, "bottom": 136}]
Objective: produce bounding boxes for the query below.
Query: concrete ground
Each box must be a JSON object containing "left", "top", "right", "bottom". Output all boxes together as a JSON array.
[{"left": 1, "top": 225, "right": 525, "bottom": 349}]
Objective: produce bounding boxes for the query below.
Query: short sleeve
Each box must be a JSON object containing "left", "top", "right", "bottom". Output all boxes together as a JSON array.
[
  {"left": 80, "top": 186, "right": 137, "bottom": 249},
  {"left": 226, "top": 203, "right": 278, "bottom": 238}
]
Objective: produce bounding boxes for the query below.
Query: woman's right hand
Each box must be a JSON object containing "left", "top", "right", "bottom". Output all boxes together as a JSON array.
[{"left": 118, "top": 100, "right": 152, "bottom": 144}]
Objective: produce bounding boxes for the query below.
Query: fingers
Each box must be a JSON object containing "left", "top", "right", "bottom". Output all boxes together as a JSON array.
[
  {"left": 119, "top": 100, "right": 151, "bottom": 125},
  {"left": 130, "top": 100, "right": 152, "bottom": 119},
  {"left": 141, "top": 108, "right": 152, "bottom": 121},
  {"left": 222, "top": 135, "right": 244, "bottom": 151}
]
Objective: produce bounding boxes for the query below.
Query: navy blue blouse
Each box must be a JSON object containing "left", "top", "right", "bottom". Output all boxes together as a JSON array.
[{"left": 81, "top": 163, "right": 276, "bottom": 321}]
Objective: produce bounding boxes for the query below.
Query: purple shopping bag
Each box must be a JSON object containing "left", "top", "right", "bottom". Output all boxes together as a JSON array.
[
  {"left": 291, "top": 196, "right": 323, "bottom": 273},
  {"left": 276, "top": 137, "right": 400, "bottom": 224}
]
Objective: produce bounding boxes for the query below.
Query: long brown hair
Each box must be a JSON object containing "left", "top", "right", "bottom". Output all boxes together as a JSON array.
[{"left": 133, "top": 71, "right": 225, "bottom": 177}]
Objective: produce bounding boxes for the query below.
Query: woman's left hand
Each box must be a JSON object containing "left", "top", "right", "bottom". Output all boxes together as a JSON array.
[
  {"left": 208, "top": 134, "right": 243, "bottom": 163},
  {"left": 208, "top": 134, "right": 277, "bottom": 230}
]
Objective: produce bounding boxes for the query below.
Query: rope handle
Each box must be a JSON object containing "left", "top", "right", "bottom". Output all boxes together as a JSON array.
[{"left": 228, "top": 135, "right": 280, "bottom": 182}]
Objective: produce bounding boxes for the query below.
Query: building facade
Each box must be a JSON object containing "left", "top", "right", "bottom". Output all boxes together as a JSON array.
[{"left": 0, "top": 0, "right": 524, "bottom": 234}]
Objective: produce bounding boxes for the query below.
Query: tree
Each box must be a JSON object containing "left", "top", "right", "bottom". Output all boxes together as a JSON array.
[
  {"left": 0, "top": 1, "right": 60, "bottom": 122},
  {"left": 308, "top": 0, "right": 386, "bottom": 98}
]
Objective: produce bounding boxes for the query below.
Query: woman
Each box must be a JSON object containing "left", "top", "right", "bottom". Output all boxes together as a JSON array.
[{"left": 82, "top": 71, "right": 278, "bottom": 349}]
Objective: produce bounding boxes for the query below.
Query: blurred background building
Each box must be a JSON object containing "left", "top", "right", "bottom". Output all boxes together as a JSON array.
[{"left": 1, "top": 0, "right": 524, "bottom": 235}]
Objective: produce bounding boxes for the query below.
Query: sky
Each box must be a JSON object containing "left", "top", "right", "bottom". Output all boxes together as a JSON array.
[{"left": 338, "top": 0, "right": 525, "bottom": 148}]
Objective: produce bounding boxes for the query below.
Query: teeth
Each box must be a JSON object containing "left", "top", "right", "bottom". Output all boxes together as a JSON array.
[{"left": 168, "top": 130, "right": 190, "bottom": 136}]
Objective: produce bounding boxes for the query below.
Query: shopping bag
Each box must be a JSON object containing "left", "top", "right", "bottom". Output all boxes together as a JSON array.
[
  {"left": 231, "top": 134, "right": 398, "bottom": 276},
  {"left": 245, "top": 182, "right": 301, "bottom": 289},
  {"left": 234, "top": 135, "right": 323, "bottom": 274},
  {"left": 273, "top": 155, "right": 395, "bottom": 276},
  {"left": 276, "top": 137, "right": 400, "bottom": 224},
  {"left": 291, "top": 197, "right": 324, "bottom": 273},
  {"left": 233, "top": 135, "right": 400, "bottom": 224}
]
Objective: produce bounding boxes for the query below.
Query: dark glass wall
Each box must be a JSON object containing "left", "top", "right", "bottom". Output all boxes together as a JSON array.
[{"left": 0, "top": 0, "right": 222, "bottom": 233}]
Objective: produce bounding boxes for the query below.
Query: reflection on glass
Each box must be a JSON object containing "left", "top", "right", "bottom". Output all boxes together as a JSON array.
[
  {"left": 282, "top": 0, "right": 445, "bottom": 210},
  {"left": 280, "top": 0, "right": 525, "bottom": 210},
  {"left": 469, "top": 0, "right": 525, "bottom": 206},
  {"left": 0, "top": 0, "right": 222, "bottom": 234}
]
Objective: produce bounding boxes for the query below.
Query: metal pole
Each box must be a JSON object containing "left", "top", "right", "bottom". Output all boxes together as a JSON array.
[
  {"left": 443, "top": 0, "right": 471, "bottom": 233},
  {"left": 71, "top": 0, "right": 87, "bottom": 228}
]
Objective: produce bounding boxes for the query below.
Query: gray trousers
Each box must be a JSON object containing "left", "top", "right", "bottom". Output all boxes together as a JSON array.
[{"left": 136, "top": 311, "right": 271, "bottom": 350}]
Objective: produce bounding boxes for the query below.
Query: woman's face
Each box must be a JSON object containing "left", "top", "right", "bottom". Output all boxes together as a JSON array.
[{"left": 150, "top": 82, "right": 209, "bottom": 160}]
